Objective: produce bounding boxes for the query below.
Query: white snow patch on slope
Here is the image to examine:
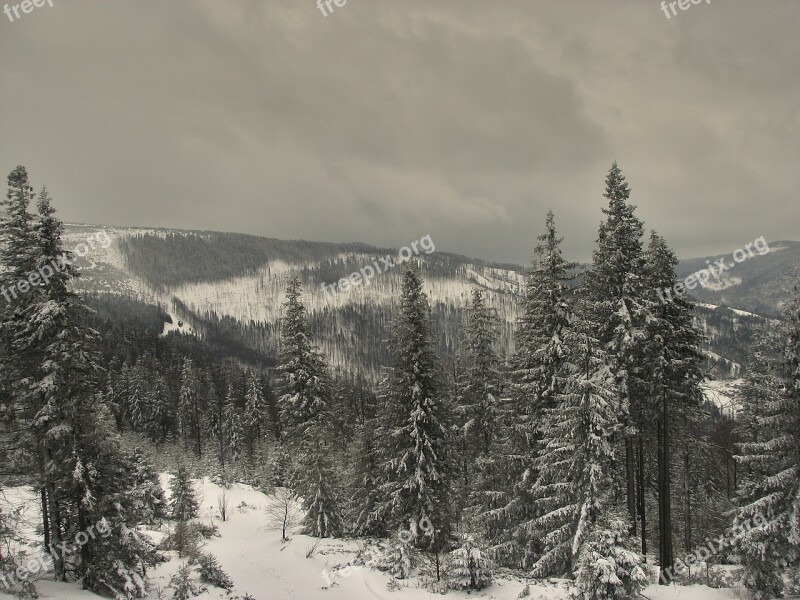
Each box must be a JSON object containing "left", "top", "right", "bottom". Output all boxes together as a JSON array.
[{"left": 0, "top": 476, "right": 741, "bottom": 600}]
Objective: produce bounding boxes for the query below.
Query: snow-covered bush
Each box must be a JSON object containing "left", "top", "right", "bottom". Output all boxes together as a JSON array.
[
  {"left": 161, "top": 521, "right": 201, "bottom": 558},
  {"left": 196, "top": 552, "right": 234, "bottom": 590},
  {"left": 447, "top": 534, "right": 494, "bottom": 590},
  {"left": 374, "top": 541, "right": 416, "bottom": 579},
  {"left": 570, "top": 517, "right": 647, "bottom": 600},
  {"left": 194, "top": 522, "right": 220, "bottom": 539},
  {"left": 169, "top": 564, "right": 206, "bottom": 600}
]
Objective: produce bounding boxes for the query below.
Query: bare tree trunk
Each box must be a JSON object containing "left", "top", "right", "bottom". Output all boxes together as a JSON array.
[
  {"left": 637, "top": 437, "right": 647, "bottom": 559},
  {"left": 658, "top": 390, "right": 674, "bottom": 585},
  {"left": 683, "top": 450, "right": 691, "bottom": 554},
  {"left": 41, "top": 487, "right": 50, "bottom": 551},
  {"left": 626, "top": 437, "right": 637, "bottom": 535}
]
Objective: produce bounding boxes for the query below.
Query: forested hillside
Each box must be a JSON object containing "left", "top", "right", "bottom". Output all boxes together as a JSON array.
[{"left": 2, "top": 164, "right": 797, "bottom": 600}]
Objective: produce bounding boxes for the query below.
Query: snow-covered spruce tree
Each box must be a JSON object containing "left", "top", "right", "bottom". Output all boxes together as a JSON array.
[
  {"left": 571, "top": 514, "right": 648, "bottom": 600},
  {"left": 0, "top": 167, "right": 38, "bottom": 424},
  {"left": 448, "top": 534, "right": 494, "bottom": 591},
  {"left": 78, "top": 406, "right": 164, "bottom": 596},
  {"left": 0, "top": 166, "right": 37, "bottom": 280},
  {"left": 352, "top": 421, "right": 386, "bottom": 536},
  {"left": 13, "top": 184, "right": 159, "bottom": 596},
  {"left": 530, "top": 305, "right": 624, "bottom": 579},
  {"left": 455, "top": 289, "right": 503, "bottom": 489},
  {"left": 224, "top": 386, "right": 244, "bottom": 463},
  {"left": 277, "top": 276, "right": 342, "bottom": 537},
  {"left": 487, "top": 210, "right": 576, "bottom": 566},
  {"left": 585, "top": 163, "right": 650, "bottom": 536},
  {"left": 642, "top": 231, "right": 704, "bottom": 583},
  {"left": 127, "top": 447, "right": 169, "bottom": 525},
  {"left": 375, "top": 539, "right": 416, "bottom": 579},
  {"left": 731, "top": 279, "right": 800, "bottom": 599},
  {"left": 170, "top": 466, "right": 200, "bottom": 522},
  {"left": 244, "top": 373, "right": 272, "bottom": 455},
  {"left": 374, "top": 263, "right": 453, "bottom": 550},
  {"left": 196, "top": 552, "right": 234, "bottom": 590},
  {"left": 179, "top": 358, "right": 204, "bottom": 457}
]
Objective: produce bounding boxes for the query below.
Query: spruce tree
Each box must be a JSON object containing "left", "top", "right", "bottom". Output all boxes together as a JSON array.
[
  {"left": 7, "top": 177, "right": 159, "bottom": 595},
  {"left": 457, "top": 288, "right": 503, "bottom": 466},
  {"left": 585, "top": 163, "right": 649, "bottom": 536},
  {"left": 244, "top": 373, "right": 271, "bottom": 455},
  {"left": 731, "top": 279, "right": 800, "bottom": 599},
  {"left": 277, "top": 276, "right": 342, "bottom": 537},
  {"left": 490, "top": 210, "right": 576, "bottom": 566},
  {"left": 643, "top": 231, "right": 704, "bottom": 583},
  {"left": 352, "top": 421, "right": 385, "bottom": 536},
  {"left": 375, "top": 264, "right": 452, "bottom": 550},
  {"left": 127, "top": 448, "right": 168, "bottom": 524},
  {"left": 0, "top": 168, "right": 38, "bottom": 424},
  {"left": 179, "top": 358, "right": 203, "bottom": 457},
  {"left": 225, "top": 392, "right": 244, "bottom": 464},
  {"left": 530, "top": 307, "right": 622, "bottom": 578},
  {"left": 169, "top": 465, "right": 199, "bottom": 522}
]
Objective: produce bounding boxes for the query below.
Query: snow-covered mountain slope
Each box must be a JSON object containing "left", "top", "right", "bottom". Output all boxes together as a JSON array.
[
  {"left": 0, "top": 476, "right": 741, "bottom": 600},
  {"left": 677, "top": 240, "right": 800, "bottom": 317},
  {"left": 62, "top": 224, "right": 791, "bottom": 379}
]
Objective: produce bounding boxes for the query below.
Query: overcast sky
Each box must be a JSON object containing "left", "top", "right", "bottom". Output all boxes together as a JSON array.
[{"left": 1, "top": 0, "right": 797, "bottom": 263}]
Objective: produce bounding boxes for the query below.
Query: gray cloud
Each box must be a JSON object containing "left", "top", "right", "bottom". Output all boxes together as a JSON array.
[{"left": 0, "top": 0, "right": 797, "bottom": 263}]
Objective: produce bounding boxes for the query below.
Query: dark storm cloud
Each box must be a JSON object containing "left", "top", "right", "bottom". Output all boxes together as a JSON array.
[{"left": 0, "top": 0, "right": 797, "bottom": 263}]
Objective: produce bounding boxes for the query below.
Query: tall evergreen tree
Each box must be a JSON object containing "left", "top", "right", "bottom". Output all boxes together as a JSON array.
[
  {"left": 244, "top": 373, "right": 271, "bottom": 455},
  {"left": 0, "top": 168, "right": 38, "bottom": 424},
  {"left": 375, "top": 264, "right": 452, "bottom": 550},
  {"left": 585, "top": 163, "right": 649, "bottom": 535},
  {"left": 530, "top": 307, "right": 622, "bottom": 578},
  {"left": 178, "top": 358, "right": 203, "bottom": 457},
  {"left": 454, "top": 288, "right": 504, "bottom": 524},
  {"left": 352, "top": 421, "right": 385, "bottom": 536},
  {"left": 169, "top": 465, "right": 199, "bottom": 522},
  {"left": 731, "top": 279, "right": 800, "bottom": 599},
  {"left": 457, "top": 288, "right": 503, "bottom": 464},
  {"left": 5, "top": 176, "right": 159, "bottom": 595},
  {"left": 277, "top": 276, "right": 342, "bottom": 537},
  {"left": 643, "top": 232, "right": 704, "bottom": 583},
  {"left": 488, "top": 210, "right": 576, "bottom": 566},
  {"left": 224, "top": 386, "right": 244, "bottom": 463}
]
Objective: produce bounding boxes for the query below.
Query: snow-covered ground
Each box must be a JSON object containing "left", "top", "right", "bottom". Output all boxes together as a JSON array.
[
  {"left": 703, "top": 379, "right": 744, "bottom": 416},
  {"left": 0, "top": 477, "right": 741, "bottom": 600}
]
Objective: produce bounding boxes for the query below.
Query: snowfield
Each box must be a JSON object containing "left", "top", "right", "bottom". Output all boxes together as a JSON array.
[{"left": 0, "top": 477, "right": 741, "bottom": 600}]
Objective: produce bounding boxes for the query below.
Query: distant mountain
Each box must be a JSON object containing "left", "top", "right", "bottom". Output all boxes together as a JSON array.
[
  {"left": 677, "top": 240, "right": 799, "bottom": 317},
  {"left": 62, "top": 224, "right": 793, "bottom": 381}
]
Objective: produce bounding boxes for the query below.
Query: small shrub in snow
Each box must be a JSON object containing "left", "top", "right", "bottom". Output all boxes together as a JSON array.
[
  {"left": 161, "top": 521, "right": 202, "bottom": 558},
  {"left": 447, "top": 534, "right": 494, "bottom": 590},
  {"left": 374, "top": 541, "right": 415, "bottom": 580},
  {"left": 196, "top": 552, "right": 234, "bottom": 590},
  {"left": 194, "top": 522, "right": 220, "bottom": 539},
  {"left": 169, "top": 564, "right": 206, "bottom": 600},
  {"left": 305, "top": 538, "right": 322, "bottom": 558},
  {"left": 570, "top": 517, "right": 647, "bottom": 600}
]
